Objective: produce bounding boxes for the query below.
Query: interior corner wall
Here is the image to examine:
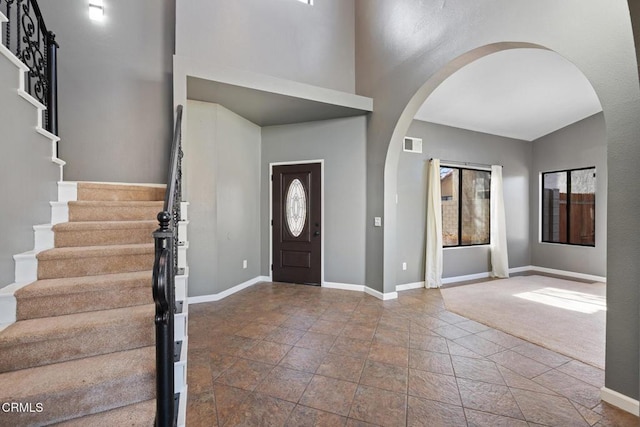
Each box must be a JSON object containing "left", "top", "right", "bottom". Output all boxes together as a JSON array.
[
  {"left": 175, "top": 0, "right": 355, "bottom": 93},
  {"left": 185, "top": 101, "right": 261, "bottom": 297},
  {"left": 397, "top": 121, "right": 531, "bottom": 284},
  {"left": 0, "top": 53, "right": 58, "bottom": 286},
  {"left": 37, "top": 0, "right": 175, "bottom": 183},
  {"left": 530, "top": 113, "right": 607, "bottom": 277},
  {"left": 261, "top": 117, "right": 367, "bottom": 286}
]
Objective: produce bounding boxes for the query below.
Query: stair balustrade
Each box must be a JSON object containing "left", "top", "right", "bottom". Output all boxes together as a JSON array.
[
  {"left": 153, "top": 104, "right": 183, "bottom": 427},
  {"left": 0, "top": 0, "right": 58, "bottom": 135}
]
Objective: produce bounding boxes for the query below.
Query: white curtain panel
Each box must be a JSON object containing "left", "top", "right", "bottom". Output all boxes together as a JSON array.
[
  {"left": 425, "top": 159, "right": 443, "bottom": 288},
  {"left": 490, "top": 165, "right": 509, "bottom": 278}
]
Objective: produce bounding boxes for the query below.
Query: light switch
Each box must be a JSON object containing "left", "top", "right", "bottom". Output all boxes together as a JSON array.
[
  {"left": 243, "top": 260, "right": 247, "bottom": 269},
  {"left": 374, "top": 217, "right": 382, "bottom": 227},
  {"left": 402, "top": 262, "right": 407, "bottom": 271}
]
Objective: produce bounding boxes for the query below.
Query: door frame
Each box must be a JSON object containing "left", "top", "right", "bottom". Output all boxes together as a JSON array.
[{"left": 269, "top": 159, "right": 325, "bottom": 285}]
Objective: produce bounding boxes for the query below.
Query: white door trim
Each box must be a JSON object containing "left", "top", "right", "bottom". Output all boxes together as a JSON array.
[{"left": 269, "top": 160, "right": 325, "bottom": 286}]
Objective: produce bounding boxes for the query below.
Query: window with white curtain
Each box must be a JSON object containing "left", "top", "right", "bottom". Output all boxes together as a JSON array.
[{"left": 440, "top": 167, "right": 491, "bottom": 247}]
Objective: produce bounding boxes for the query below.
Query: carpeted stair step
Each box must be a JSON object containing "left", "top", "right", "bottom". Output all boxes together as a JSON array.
[
  {"left": 0, "top": 304, "right": 154, "bottom": 373},
  {"left": 53, "top": 399, "right": 156, "bottom": 426},
  {"left": 0, "top": 346, "right": 155, "bottom": 426},
  {"left": 37, "top": 244, "right": 154, "bottom": 279},
  {"left": 68, "top": 201, "right": 163, "bottom": 222},
  {"left": 15, "top": 271, "right": 152, "bottom": 320},
  {"left": 77, "top": 182, "right": 165, "bottom": 202},
  {"left": 53, "top": 220, "right": 157, "bottom": 247}
]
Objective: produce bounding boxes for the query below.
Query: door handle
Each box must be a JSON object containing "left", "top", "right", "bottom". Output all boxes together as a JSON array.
[{"left": 314, "top": 231, "right": 320, "bottom": 236}]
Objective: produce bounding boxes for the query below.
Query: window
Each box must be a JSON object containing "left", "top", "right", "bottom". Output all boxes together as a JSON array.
[
  {"left": 440, "top": 167, "right": 491, "bottom": 247},
  {"left": 541, "top": 167, "right": 595, "bottom": 246}
]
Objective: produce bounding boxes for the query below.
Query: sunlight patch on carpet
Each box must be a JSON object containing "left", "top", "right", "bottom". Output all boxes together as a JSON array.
[{"left": 514, "top": 287, "right": 606, "bottom": 314}]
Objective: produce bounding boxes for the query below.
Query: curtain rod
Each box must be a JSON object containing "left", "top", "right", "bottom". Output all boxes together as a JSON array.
[{"left": 429, "top": 158, "right": 502, "bottom": 169}]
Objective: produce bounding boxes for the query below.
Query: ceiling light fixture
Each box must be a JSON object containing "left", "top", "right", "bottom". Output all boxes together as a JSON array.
[{"left": 89, "top": 0, "right": 104, "bottom": 21}]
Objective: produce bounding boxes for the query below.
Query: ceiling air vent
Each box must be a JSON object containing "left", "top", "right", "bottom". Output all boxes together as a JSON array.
[{"left": 403, "top": 137, "right": 422, "bottom": 154}]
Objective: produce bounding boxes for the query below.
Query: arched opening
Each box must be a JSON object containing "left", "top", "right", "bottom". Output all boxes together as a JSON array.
[{"left": 383, "top": 42, "right": 606, "bottom": 368}]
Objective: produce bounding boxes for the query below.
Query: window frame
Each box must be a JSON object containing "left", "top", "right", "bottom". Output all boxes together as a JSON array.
[
  {"left": 540, "top": 166, "right": 596, "bottom": 247},
  {"left": 440, "top": 166, "right": 492, "bottom": 248}
]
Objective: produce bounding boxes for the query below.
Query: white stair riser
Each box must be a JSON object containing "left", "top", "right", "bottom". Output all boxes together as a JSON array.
[
  {"left": 176, "top": 275, "right": 187, "bottom": 302},
  {"left": 175, "top": 362, "right": 186, "bottom": 394},
  {"left": 57, "top": 181, "right": 78, "bottom": 202},
  {"left": 180, "top": 202, "right": 189, "bottom": 220},
  {"left": 33, "top": 225, "right": 54, "bottom": 251},
  {"left": 175, "top": 312, "right": 187, "bottom": 341},
  {"left": 0, "top": 294, "right": 16, "bottom": 324},
  {"left": 178, "top": 244, "right": 188, "bottom": 269},
  {"left": 50, "top": 201, "right": 68, "bottom": 224},
  {"left": 14, "top": 253, "right": 37, "bottom": 284},
  {"left": 177, "top": 384, "right": 187, "bottom": 427},
  {"left": 174, "top": 337, "right": 188, "bottom": 393},
  {"left": 178, "top": 220, "right": 189, "bottom": 243}
]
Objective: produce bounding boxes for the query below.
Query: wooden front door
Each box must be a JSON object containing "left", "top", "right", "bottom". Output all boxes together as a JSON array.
[{"left": 272, "top": 163, "right": 321, "bottom": 285}]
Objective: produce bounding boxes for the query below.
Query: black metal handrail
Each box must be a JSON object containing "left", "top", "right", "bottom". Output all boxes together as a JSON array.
[
  {"left": 0, "top": 0, "right": 59, "bottom": 134},
  {"left": 153, "top": 105, "right": 183, "bottom": 427}
]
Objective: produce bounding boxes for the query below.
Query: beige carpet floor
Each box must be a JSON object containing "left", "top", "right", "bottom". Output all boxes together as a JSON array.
[{"left": 441, "top": 274, "right": 605, "bottom": 368}]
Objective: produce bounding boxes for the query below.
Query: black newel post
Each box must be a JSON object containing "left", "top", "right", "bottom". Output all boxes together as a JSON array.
[
  {"left": 46, "top": 30, "right": 58, "bottom": 136},
  {"left": 153, "top": 211, "right": 175, "bottom": 427}
]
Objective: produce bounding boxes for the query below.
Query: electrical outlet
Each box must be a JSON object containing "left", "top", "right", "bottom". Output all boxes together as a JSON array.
[
  {"left": 243, "top": 260, "right": 247, "bottom": 269},
  {"left": 402, "top": 262, "right": 407, "bottom": 271},
  {"left": 374, "top": 217, "right": 382, "bottom": 227}
]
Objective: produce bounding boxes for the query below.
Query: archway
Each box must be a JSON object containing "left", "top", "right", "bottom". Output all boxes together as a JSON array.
[{"left": 382, "top": 42, "right": 604, "bottom": 294}]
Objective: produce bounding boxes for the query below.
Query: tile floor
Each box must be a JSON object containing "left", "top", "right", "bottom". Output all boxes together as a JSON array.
[{"left": 186, "top": 283, "right": 638, "bottom": 426}]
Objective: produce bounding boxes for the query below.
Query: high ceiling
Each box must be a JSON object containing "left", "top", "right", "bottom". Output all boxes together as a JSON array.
[{"left": 414, "top": 48, "right": 603, "bottom": 141}]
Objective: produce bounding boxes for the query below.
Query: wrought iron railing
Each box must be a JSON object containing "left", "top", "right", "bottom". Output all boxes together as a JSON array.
[
  {"left": 153, "top": 105, "right": 183, "bottom": 427},
  {"left": 0, "top": 0, "right": 58, "bottom": 134}
]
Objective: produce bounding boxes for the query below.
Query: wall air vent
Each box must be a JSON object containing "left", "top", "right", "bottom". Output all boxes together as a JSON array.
[{"left": 403, "top": 137, "right": 423, "bottom": 154}]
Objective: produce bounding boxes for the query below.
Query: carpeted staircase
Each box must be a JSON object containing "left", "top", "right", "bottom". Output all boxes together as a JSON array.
[{"left": 0, "top": 182, "right": 165, "bottom": 426}]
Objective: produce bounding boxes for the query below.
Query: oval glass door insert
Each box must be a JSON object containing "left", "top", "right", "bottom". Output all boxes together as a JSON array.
[{"left": 285, "top": 178, "right": 307, "bottom": 237}]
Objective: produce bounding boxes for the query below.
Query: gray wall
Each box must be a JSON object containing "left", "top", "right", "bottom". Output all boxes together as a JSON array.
[
  {"left": 176, "top": 0, "right": 355, "bottom": 93},
  {"left": 0, "top": 50, "right": 58, "bottom": 286},
  {"left": 261, "top": 117, "right": 367, "bottom": 286},
  {"left": 185, "top": 101, "right": 261, "bottom": 297},
  {"left": 38, "top": 0, "right": 175, "bottom": 183},
  {"left": 355, "top": 0, "right": 639, "bottom": 400},
  {"left": 397, "top": 121, "right": 531, "bottom": 285},
  {"left": 531, "top": 113, "right": 607, "bottom": 277}
]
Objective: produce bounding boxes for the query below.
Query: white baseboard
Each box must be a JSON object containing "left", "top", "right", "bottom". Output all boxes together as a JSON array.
[
  {"left": 509, "top": 265, "right": 532, "bottom": 274},
  {"left": 364, "top": 286, "right": 398, "bottom": 300},
  {"left": 396, "top": 281, "right": 425, "bottom": 292},
  {"left": 527, "top": 266, "right": 606, "bottom": 283},
  {"left": 601, "top": 387, "right": 640, "bottom": 416},
  {"left": 437, "top": 265, "right": 605, "bottom": 286},
  {"left": 323, "top": 282, "right": 364, "bottom": 292},
  {"left": 322, "top": 282, "right": 398, "bottom": 300},
  {"left": 442, "top": 271, "right": 491, "bottom": 285},
  {"left": 72, "top": 181, "right": 166, "bottom": 187},
  {"left": 188, "top": 276, "right": 270, "bottom": 304}
]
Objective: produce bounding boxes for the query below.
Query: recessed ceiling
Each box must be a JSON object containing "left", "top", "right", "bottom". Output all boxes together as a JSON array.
[
  {"left": 414, "top": 48, "right": 603, "bottom": 141},
  {"left": 183, "top": 62, "right": 372, "bottom": 127},
  {"left": 187, "top": 77, "right": 371, "bottom": 127}
]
